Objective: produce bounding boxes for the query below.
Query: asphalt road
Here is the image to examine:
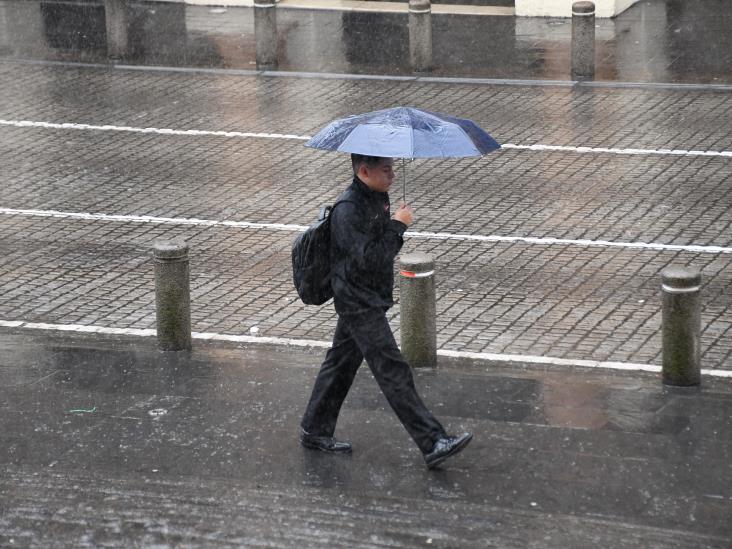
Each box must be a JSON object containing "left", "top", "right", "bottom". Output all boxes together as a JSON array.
[{"left": 1, "top": 330, "right": 731, "bottom": 547}]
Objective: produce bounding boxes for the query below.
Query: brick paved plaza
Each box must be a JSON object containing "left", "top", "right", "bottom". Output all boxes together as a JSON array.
[
  {"left": 0, "top": 60, "right": 730, "bottom": 370},
  {"left": 2, "top": 1, "right": 732, "bottom": 545}
]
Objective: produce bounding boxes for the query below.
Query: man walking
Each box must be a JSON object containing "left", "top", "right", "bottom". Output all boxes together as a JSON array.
[{"left": 300, "top": 154, "right": 472, "bottom": 469}]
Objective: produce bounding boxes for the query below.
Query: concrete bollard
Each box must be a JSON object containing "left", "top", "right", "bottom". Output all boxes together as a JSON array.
[
  {"left": 104, "top": 0, "right": 129, "bottom": 59},
  {"left": 153, "top": 239, "right": 192, "bottom": 352},
  {"left": 399, "top": 253, "right": 437, "bottom": 368},
  {"left": 254, "top": 0, "right": 277, "bottom": 69},
  {"left": 571, "top": 1, "right": 595, "bottom": 81},
  {"left": 661, "top": 266, "right": 701, "bottom": 386},
  {"left": 409, "top": 0, "right": 432, "bottom": 73}
]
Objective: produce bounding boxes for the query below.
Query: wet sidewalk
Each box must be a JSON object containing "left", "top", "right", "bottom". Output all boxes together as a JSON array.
[
  {"left": 1, "top": 328, "right": 731, "bottom": 546},
  {"left": 1, "top": 0, "right": 732, "bottom": 83}
]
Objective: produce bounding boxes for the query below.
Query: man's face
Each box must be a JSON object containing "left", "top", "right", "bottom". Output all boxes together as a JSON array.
[{"left": 359, "top": 158, "right": 395, "bottom": 193}]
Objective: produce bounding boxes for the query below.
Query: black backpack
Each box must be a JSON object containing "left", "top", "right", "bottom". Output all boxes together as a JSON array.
[{"left": 292, "top": 201, "right": 351, "bottom": 305}]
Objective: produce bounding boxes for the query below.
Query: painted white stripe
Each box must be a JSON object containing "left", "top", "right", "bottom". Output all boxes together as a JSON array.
[
  {"left": 0, "top": 119, "right": 310, "bottom": 141},
  {"left": 191, "top": 331, "right": 329, "bottom": 348},
  {"left": 2, "top": 119, "right": 732, "bottom": 159},
  {"left": 407, "top": 230, "right": 732, "bottom": 254},
  {"left": 2, "top": 207, "right": 731, "bottom": 254},
  {"left": 0, "top": 320, "right": 156, "bottom": 337},
  {"left": 437, "top": 349, "right": 664, "bottom": 374},
  {"left": 500, "top": 143, "right": 732, "bottom": 158},
  {"left": 2, "top": 319, "right": 731, "bottom": 378},
  {"left": 0, "top": 207, "right": 309, "bottom": 232}
]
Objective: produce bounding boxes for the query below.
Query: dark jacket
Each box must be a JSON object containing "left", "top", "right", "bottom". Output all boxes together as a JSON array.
[{"left": 330, "top": 177, "right": 407, "bottom": 315}]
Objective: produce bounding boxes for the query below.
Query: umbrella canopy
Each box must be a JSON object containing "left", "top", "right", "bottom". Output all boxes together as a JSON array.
[{"left": 305, "top": 107, "right": 500, "bottom": 159}]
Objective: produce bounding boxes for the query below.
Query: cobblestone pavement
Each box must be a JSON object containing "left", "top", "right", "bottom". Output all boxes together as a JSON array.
[{"left": 0, "top": 61, "right": 731, "bottom": 368}]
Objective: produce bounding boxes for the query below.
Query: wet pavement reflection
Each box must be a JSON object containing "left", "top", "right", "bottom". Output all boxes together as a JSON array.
[
  {"left": 0, "top": 0, "right": 731, "bottom": 83},
  {"left": 1, "top": 330, "right": 731, "bottom": 545}
]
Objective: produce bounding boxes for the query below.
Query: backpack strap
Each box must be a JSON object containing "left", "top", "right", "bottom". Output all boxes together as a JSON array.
[
  {"left": 319, "top": 199, "right": 355, "bottom": 221},
  {"left": 318, "top": 205, "right": 331, "bottom": 221}
]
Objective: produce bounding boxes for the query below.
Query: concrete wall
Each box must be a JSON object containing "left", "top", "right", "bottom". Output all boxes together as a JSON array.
[
  {"left": 516, "top": 0, "right": 641, "bottom": 17},
  {"left": 115, "top": 0, "right": 640, "bottom": 18},
  {"left": 613, "top": 0, "right": 669, "bottom": 81},
  {"left": 154, "top": 0, "right": 255, "bottom": 4},
  {"left": 0, "top": 5, "right": 6, "bottom": 51},
  {"left": 0, "top": 2, "right": 44, "bottom": 55}
]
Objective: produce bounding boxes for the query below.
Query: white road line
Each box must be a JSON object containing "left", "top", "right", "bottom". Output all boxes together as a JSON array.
[
  {"left": 1, "top": 319, "right": 730, "bottom": 378},
  {"left": 1, "top": 207, "right": 731, "bottom": 254},
  {"left": 2, "top": 118, "right": 732, "bottom": 158},
  {"left": 0, "top": 119, "right": 310, "bottom": 141},
  {"left": 501, "top": 143, "right": 732, "bottom": 158},
  {"left": 407, "top": 230, "right": 732, "bottom": 254},
  {"left": 0, "top": 207, "right": 309, "bottom": 232}
]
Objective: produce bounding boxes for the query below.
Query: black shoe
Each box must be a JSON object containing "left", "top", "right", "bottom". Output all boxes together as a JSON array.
[
  {"left": 424, "top": 432, "right": 473, "bottom": 469},
  {"left": 300, "top": 429, "right": 352, "bottom": 454}
]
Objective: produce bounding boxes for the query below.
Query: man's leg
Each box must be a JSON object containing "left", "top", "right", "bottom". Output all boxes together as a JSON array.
[
  {"left": 344, "top": 309, "right": 446, "bottom": 454},
  {"left": 301, "top": 315, "right": 363, "bottom": 437}
]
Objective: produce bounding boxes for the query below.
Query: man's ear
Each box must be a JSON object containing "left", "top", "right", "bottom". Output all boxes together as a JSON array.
[{"left": 357, "top": 164, "right": 368, "bottom": 179}]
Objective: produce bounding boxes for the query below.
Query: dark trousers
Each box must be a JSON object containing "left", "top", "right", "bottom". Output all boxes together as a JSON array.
[{"left": 301, "top": 308, "right": 446, "bottom": 454}]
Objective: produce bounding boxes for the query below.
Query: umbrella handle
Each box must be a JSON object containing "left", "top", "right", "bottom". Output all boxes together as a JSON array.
[{"left": 402, "top": 158, "right": 407, "bottom": 204}]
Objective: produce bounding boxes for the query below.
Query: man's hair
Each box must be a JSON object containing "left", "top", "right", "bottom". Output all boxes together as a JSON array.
[{"left": 351, "top": 154, "right": 386, "bottom": 175}]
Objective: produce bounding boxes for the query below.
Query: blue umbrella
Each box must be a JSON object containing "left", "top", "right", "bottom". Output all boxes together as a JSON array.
[
  {"left": 305, "top": 106, "right": 500, "bottom": 158},
  {"left": 305, "top": 107, "right": 500, "bottom": 201}
]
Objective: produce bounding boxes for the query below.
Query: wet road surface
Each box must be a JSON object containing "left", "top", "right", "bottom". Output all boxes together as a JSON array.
[{"left": 1, "top": 330, "right": 731, "bottom": 546}]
